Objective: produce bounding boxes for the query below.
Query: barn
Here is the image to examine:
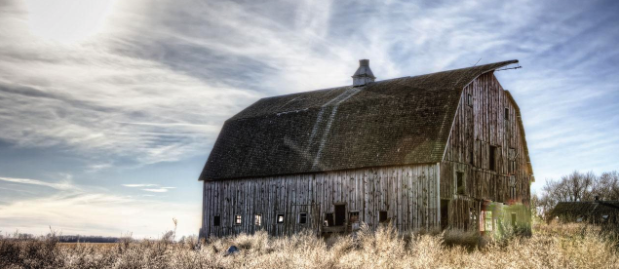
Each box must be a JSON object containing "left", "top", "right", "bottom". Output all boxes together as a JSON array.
[
  {"left": 550, "top": 198, "right": 619, "bottom": 224},
  {"left": 198, "top": 59, "right": 534, "bottom": 238}
]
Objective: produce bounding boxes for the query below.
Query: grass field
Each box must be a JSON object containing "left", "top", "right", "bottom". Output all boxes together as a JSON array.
[{"left": 1, "top": 223, "right": 618, "bottom": 268}]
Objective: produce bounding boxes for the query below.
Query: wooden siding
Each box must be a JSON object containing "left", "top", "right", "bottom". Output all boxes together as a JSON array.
[
  {"left": 441, "top": 72, "right": 532, "bottom": 229},
  {"left": 201, "top": 164, "right": 440, "bottom": 237}
]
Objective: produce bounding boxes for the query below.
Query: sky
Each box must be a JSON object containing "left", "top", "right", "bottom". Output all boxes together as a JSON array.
[{"left": 0, "top": 0, "right": 618, "bottom": 238}]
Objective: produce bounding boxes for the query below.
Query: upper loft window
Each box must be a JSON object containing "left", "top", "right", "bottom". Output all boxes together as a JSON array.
[
  {"left": 504, "top": 107, "right": 510, "bottom": 121},
  {"left": 489, "top": 145, "right": 497, "bottom": 171},
  {"left": 467, "top": 94, "right": 473, "bottom": 107}
]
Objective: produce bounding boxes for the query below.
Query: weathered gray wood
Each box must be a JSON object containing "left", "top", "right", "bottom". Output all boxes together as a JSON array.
[
  {"left": 441, "top": 72, "right": 533, "bottom": 230},
  {"left": 202, "top": 164, "right": 440, "bottom": 237}
]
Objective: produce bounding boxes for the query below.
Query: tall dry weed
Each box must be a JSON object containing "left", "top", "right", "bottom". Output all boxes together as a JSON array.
[{"left": 0, "top": 223, "right": 618, "bottom": 268}]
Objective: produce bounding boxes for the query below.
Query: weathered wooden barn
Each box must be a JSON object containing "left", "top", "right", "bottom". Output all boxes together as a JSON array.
[{"left": 198, "top": 59, "right": 534, "bottom": 238}]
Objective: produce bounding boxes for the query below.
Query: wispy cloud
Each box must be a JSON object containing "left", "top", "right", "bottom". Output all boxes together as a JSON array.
[
  {"left": 123, "top": 184, "right": 176, "bottom": 193},
  {"left": 141, "top": 188, "right": 170, "bottom": 193},
  {"left": 0, "top": 176, "right": 77, "bottom": 191},
  {"left": 122, "top": 184, "right": 158, "bottom": 188}
]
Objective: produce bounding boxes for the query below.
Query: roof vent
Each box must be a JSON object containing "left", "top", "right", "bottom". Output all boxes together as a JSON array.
[{"left": 352, "top": 59, "right": 376, "bottom": 87}]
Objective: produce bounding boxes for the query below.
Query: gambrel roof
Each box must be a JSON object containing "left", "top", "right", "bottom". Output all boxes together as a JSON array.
[{"left": 200, "top": 60, "right": 521, "bottom": 180}]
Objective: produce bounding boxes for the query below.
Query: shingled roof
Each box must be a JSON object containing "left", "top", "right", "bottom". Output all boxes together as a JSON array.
[{"left": 200, "top": 60, "right": 518, "bottom": 180}]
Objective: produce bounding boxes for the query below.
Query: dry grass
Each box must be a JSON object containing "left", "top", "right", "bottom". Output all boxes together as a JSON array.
[{"left": 1, "top": 223, "right": 617, "bottom": 268}]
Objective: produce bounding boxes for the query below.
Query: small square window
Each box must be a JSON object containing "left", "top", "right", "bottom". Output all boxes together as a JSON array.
[
  {"left": 349, "top": 212, "right": 359, "bottom": 223},
  {"left": 214, "top": 216, "right": 220, "bottom": 227},
  {"left": 277, "top": 214, "right": 285, "bottom": 223},
  {"left": 379, "top": 211, "right": 388, "bottom": 223},
  {"left": 235, "top": 215, "right": 242, "bottom": 225},
  {"left": 299, "top": 213, "right": 307, "bottom": 224},
  {"left": 324, "top": 213, "right": 333, "bottom": 226},
  {"left": 254, "top": 214, "right": 262, "bottom": 226}
]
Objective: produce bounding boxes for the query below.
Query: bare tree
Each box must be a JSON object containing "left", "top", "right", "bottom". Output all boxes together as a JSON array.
[
  {"left": 594, "top": 171, "right": 619, "bottom": 200},
  {"left": 535, "top": 170, "right": 619, "bottom": 220}
]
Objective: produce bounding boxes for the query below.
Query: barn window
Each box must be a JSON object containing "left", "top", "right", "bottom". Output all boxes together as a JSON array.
[
  {"left": 214, "top": 216, "right": 220, "bottom": 227},
  {"left": 349, "top": 212, "right": 359, "bottom": 223},
  {"left": 379, "top": 211, "right": 388, "bottom": 223},
  {"left": 324, "top": 213, "right": 334, "bottom": 226},
  {"left": 489, "top": 146, "right": 497, "bottom": 171},
  {"left": 504, "top": 108, "right": 509, "bottom": 120},
  {"left": 299, "top": 213, "right": 307, "bottom": 224},
  {"left": 467, "top": 94, "right": 473, "bottom": 107},
  {"left": 235, "top": 215, "right": 242, "bottom": 225},
  {"left": 277, "top": 214, "right": 285, "bottom": 223},
  {"left": 511, "top": 213, "right": 517, "bottom": 226},
  {"left": 456, "top": 172, "right": 465, "bottom": 195},
  {"left": 254, "top": 214, "right": 262, "bottom": 226}
]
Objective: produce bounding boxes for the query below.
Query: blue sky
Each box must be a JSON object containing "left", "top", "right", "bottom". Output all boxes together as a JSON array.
[{"left": 0, "top": 0, "right": 618, "bottom": 238}]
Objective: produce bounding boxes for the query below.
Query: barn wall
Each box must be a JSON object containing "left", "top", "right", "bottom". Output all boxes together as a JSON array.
[
  {"left": 201, "top": 164, "right": 440, "bottom": 238},
  {"left": 441, "top": 72, "right": 532, "bottom": 229}
]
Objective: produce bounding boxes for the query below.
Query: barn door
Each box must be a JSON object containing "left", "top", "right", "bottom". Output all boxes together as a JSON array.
[
  {"left": 440, "top": 199, "right": 450, "bottom": 230},
  {"left": 334, "top": 204, "right": 346, "bottom": 226}
]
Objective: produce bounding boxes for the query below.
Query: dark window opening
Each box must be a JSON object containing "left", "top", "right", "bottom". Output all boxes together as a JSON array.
[
  {"left": 467, "top": 94, "right": 473, "bottom": 107},
  {"left": 254, "top": 214, "right": 262, "bottom": 226},
  {"left": 277, "top": 214, "right": 284, "bottom": 223},
  {"left": 213, "top": 216, "right": 220, "bottom": 227},
  {"left": 511, "top": 213, "right": 517, "bottom": 226},
  {"left": 299, "top": 213, "right": 307, "bottom": 224},
  {"left": 235, "top": 215, "right": 242, "bottom": 225},
  {"left": 349, "top": 212, "right": 359, "bottom": 223},
  {"left": 324, "top": 213, "right": 334, "bottom": 226},
  {"left": 379, "top": 211, "right": 388, "bottom": 223},
  {"left": 489, "top": 146, "right": 497, "bottom": 171},
  {"left": 504, "top": 108, "right": 510, "bottom": 120},
  {"left": 440, "top": 199, "right": 449, "bottom": 230},
  {"left": 456, "top": 172, "right": 465, "bottom": 195},
  {"left": 334, "top": 204, "right": 346, "bottom": 226}
]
